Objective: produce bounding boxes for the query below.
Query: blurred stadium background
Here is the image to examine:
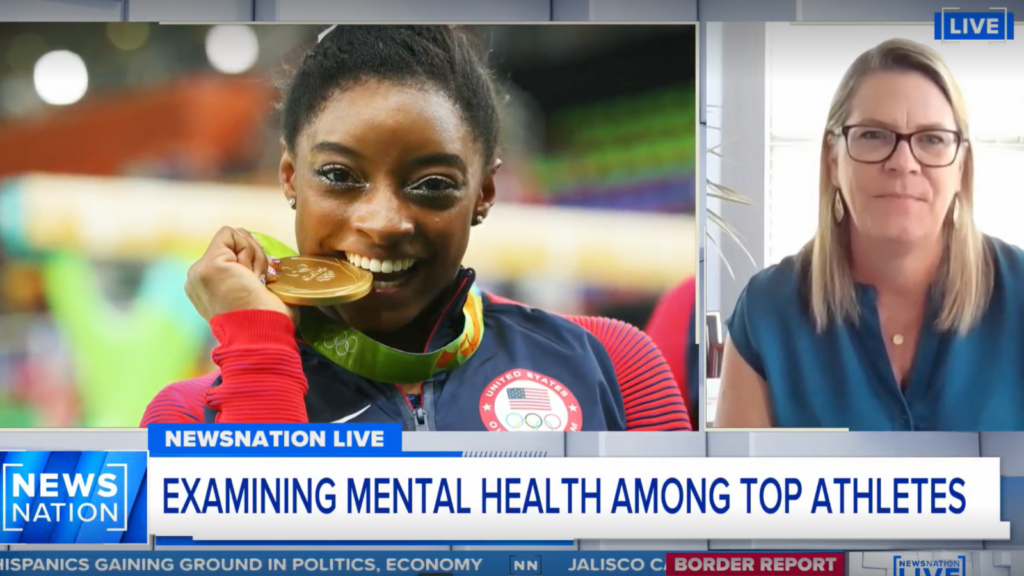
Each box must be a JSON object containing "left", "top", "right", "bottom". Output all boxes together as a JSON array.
[{"left": 0, "top": 24, "right": 696, "bottom": 427}]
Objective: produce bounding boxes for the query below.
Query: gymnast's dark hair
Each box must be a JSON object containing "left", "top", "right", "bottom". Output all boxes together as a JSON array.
[{"left": 282, "top": 25, "right": 503, "bottom": 165}]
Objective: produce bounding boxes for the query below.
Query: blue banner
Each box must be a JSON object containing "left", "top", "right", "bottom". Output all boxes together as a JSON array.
[
  {"left": 147, "top": 424, "right": 464, "bottom": 457},
  {"left": 934, "top": 10, "right": 1014, "bottom": 40},
  {"left": 0, "top": 451, "right": 147, "bottom": 544},
  {"left": 0, "top": 551, "right": 679, "bottom": 575}
]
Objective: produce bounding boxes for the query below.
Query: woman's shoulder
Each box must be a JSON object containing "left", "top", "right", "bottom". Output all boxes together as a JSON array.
[
  {"left": 985, "top": 234, "right": 1024, "bottom": 277},
  {"left": 726, "top": 255, "right": 808, "bottom": 363},
  {"left": 981, "top": 235, "right": 1024, "bottom": 317},
  {"left": 736, "top": 254, "right": 805, "bottom": 311}
]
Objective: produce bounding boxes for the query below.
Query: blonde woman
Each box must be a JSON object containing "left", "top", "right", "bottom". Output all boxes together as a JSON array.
[{"left": 715, "top": 38, "right": 1024, "bottom": 431}]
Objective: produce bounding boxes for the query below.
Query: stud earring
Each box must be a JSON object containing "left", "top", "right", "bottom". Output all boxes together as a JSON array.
[
  {"left": 472, "top": 214, "right": 484, "bottom": 226},
  {"left": 288, "top": 197, "right": 296, "bottom": 210},
  {"left": 833, "top": 189, "right": 845, "bottom": 223}
]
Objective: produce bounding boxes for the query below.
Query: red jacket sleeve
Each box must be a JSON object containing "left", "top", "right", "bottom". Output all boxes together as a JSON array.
[
  {"left": 569, "top": 316, "right": 692, "bottom": 431},
  {"left": 140, "top": 310, "right": 309, "bottom": 426},
  {"left": 139, "top": 374, "right": 214, "bottom": 426},
  {"left": 645, "top": 277, "right": 697, "bottom": 419}
]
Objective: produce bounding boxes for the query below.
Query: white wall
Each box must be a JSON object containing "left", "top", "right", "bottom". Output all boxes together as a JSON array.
[{"left": 708, "top": 23, "right": 768, "bottom": 321}]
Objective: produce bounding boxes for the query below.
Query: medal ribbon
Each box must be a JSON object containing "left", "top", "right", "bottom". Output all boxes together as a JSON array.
[{"left": 253, "top": 233, "right": 484, "bottom": 384}]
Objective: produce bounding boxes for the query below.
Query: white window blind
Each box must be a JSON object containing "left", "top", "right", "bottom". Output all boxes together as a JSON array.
[{"left": 766, "top": 23, "right": 1024, "bottom": 265}]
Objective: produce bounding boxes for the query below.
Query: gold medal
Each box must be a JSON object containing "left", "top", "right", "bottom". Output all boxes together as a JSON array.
[{"left": 266, "top": 255, "right": 372, "bottom": 306}]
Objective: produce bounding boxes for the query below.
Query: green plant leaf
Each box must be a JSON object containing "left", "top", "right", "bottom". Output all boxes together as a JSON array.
[
  {"left": 706, "top": 179, "right": 757, "bottom": 272},
  {"left": 707, "top": 180, "right": 753, "bottom": 205},
  {"left": 704, "top": 226, "right": 735, "bottom": 279},
  {"left": 705, "top": 137, "right": 756, "bottom": 273}
]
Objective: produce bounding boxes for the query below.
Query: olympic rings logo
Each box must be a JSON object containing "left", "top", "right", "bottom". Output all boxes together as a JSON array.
[
  {"left": 504, "top": 412, "right": 563, "bottom": 431},
  {"left": 328, "top": 331, "right": 358, "bottom": 357}
]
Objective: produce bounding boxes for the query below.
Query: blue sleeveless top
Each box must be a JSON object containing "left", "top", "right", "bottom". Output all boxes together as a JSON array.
[{"left": 727, "top": 235, "right": 1024, "bottom": 431}]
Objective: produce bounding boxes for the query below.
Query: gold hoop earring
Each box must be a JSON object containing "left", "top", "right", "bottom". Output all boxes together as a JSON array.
[
  {"left": 833, "top": 189, "right": 845, "bottom": 223},
  {"left": 952, "top": 194, "right": 961, "bottom": 228}
]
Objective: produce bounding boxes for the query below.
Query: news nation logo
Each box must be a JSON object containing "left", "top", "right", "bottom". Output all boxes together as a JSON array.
[
  {"left": 894, "top": 555, "right": 968, "bottom": 576},
  {"left": 0, "top": 451, "right": 147, "bottom": 544},
  {"left": 934, "top": 9, "right": 1014, "bottom": 41}
]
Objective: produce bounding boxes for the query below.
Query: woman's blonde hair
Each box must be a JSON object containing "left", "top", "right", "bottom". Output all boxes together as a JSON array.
[{"left": 803, "top": 38, "right": 992, "bottom": 335}]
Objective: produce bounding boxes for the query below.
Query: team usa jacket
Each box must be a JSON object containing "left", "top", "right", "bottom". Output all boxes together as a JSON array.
[{"left": 141, "top": 270, "right": 692, "bottom": 431}]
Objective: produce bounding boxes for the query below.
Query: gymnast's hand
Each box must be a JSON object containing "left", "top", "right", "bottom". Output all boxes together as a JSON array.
[{"left": 185, "top": 226, "right": 295, "bottom": 323}]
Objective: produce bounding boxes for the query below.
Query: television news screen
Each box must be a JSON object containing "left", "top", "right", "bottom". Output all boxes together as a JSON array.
[{"left": 0, "top": 1, "right": 1020, "bottom": 575}]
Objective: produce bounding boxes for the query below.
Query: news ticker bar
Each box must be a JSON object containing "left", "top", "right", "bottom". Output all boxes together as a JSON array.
[{"left": 0, "top": 551, "right": 850, "bottom": 576}]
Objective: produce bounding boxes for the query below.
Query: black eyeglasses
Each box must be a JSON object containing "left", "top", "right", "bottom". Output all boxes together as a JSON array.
[{"left": 838, "top": 125, "right": 963, "bottom": 168}]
